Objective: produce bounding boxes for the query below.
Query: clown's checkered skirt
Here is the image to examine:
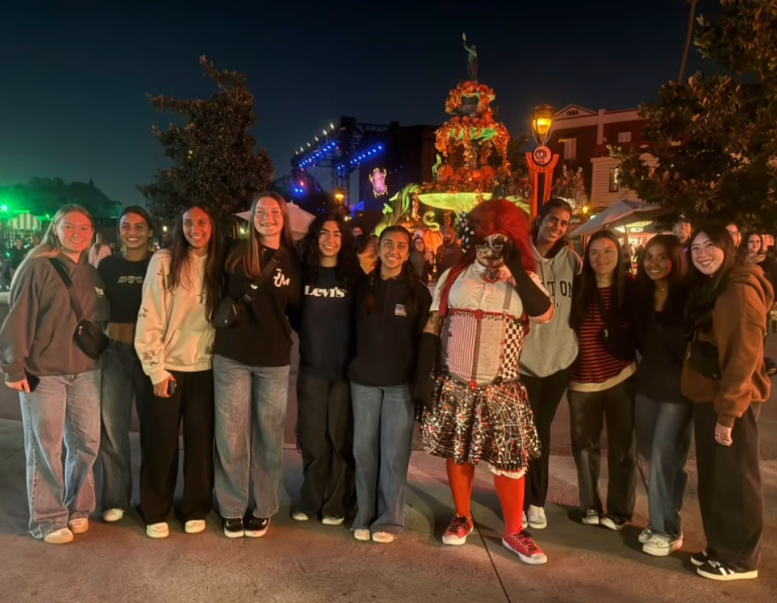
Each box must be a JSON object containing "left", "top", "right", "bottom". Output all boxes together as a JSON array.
[{"left": 421, "top": 308, "right": 540, "bottom": 477}]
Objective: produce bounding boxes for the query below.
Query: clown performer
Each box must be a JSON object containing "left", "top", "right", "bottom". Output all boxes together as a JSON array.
[{"left": 416, "top": 199, "right": 554, "bottom": 564}]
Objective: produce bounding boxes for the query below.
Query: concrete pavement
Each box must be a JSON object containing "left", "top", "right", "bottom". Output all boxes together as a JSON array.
[{"left": 0, "top": 310, "right": 776, "bottom": 601}]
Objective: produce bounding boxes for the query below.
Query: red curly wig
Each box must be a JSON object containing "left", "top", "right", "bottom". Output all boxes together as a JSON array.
[{"left": 439, "top": 199, "right": 536, "bottom": 317}]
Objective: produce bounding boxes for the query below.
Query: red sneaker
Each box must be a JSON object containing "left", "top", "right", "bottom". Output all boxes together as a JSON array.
[
  {"left": 502, "top": 530, "right": 548, "bottom": 564},
  {"left": 442, "top": 515, "right": 474, "bottom": 546}
]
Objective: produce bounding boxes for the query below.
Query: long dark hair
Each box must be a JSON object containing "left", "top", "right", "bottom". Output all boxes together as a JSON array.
[
  {"left": 299, "top": 212, "right": 360, "bottom": 289},
  {"left": 365, "top": 225, "right": 419, "bottom": 314},
  {"left": 686, "top": 223, "right": 738, "bottom": 332},
  {"left": 532, "top": 197, "right": 573, "bottom": 256},
  {"left": 635, "top": 234, "right": 688, "bottom": 317},
  {"left": 570, "top": 229, "right": 627, "bottom": 330},
  {"left": 743, "top": 232, "right": 765, "bottom": 256},
  {"left": 168, "top": 202, "right": 222, "bottom": 320}
]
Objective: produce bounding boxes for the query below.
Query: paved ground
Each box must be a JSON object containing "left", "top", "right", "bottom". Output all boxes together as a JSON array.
[{"left": 0, "top": 308, "right": 776, "bottom": 602}]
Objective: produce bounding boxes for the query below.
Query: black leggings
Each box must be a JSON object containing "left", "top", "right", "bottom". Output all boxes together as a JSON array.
[{"left": 522, "top": 368, "right": 570, "bottom": 509}]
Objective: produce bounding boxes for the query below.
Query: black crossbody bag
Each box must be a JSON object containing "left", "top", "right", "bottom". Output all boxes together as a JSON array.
[
  {"left": 49, "top": 259, "right": 109, "bottom": 359},
  {"left": 593, "top": 288, "right": 635, "bottom": 361},
  {"left": 687, "top": 331, "right": 722, "bottom": 380},
  {"left": 212, "top": 253, "right": 280, "bottom": 328}
]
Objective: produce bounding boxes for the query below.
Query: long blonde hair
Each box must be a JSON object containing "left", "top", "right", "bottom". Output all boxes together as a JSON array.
[
  {"left": 13, "top": 204, "right": 94, "bottom": 287},
  {"left": 227, "top": 191, "right": 295, "bottom": 278}
]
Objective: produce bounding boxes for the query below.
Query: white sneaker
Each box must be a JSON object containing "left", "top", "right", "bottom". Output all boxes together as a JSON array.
[
  {"left": 372, "top": 531, "right": 395, "bottom": 544},
  {"left": 102, "top": 508, "right": 124, "bottom": 523},
  {"left": 292, "top": 512, "right": 309, "bottom": 522},
  {"left": 322, "top": 516, "right": 344, "bottom": 526},
  {"left": 184, "top": 520, "right": 206, "bottom": 534},
  {"left": 638, "top": 528, "right": 653, "bottom": 544},
  {"left": 527, "top": 505, "right": 547, "bottom": 530},
  {"left": 68, "top": 518, "right": 89, "bottom": 534},
  {"left": 522, "top": 511, "right": 528, "bottom": 529},
  {"left": 146, "top": 522, "right": 170, "bottom": 539},
  {"left": 353, "top": 529, "right": 371, "bottom": 541},
  {"left": 643, "top": 534, "right": 683, "bottom": 557},
  {"left": 582, "top": 509, "right": 600, "bottom": 525},
  {"left": 43, "top": 528, "right": 74, "bottom": 544}
]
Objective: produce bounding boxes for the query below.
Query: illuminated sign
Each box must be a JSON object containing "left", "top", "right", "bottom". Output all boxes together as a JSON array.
[{"left": 370, "top": 167, "right": 389, "bottom": 197}]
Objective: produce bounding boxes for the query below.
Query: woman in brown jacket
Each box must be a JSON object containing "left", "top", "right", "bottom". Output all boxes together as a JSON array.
[{"left": 683, "top": 224, "right": 773, "bottom": 582}]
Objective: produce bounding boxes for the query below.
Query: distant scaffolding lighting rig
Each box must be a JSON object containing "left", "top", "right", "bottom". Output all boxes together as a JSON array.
[{"left": 291, "top": 117, "right": 393, "bottom": 200}]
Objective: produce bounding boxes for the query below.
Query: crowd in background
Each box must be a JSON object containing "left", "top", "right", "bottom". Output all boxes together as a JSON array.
[{"left": 0, "top": 195, "right": 771, "bottom": 583}]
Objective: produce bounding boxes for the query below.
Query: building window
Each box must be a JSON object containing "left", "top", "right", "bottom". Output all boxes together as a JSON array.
[
  {"left": 609, "top": 167, "right": 620, "bottom": 192},
  {"left": 566, "top": 109, "right": 579, "bottom": 116},
  {"left": 562, "top": 137, "right": 577, "bottom": 160},
  {"left": 617, "top": 131, "right": 632, "bottom": 143}
]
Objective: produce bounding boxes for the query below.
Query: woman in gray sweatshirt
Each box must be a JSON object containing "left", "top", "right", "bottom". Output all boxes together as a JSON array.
[
  {"left": 0, "top": 205, "right": 109, "bottom": 544},
  {"left": 519, "top": 199, "right": 581, "bottom": 530}
]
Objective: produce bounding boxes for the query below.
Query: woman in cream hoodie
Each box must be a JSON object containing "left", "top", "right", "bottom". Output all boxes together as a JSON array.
[{"left": 135, "top": 202, "right": 222, "bottom": 539}]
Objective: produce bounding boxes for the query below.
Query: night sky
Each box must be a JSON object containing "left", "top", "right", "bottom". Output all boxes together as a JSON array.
[{"left": 0, "top": 0, "right": 713, "bottom": 206}]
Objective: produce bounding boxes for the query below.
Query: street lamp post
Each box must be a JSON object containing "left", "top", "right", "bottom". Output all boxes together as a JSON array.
[{"left": 526, "top": 104, "right": 560, "bottom": 219}]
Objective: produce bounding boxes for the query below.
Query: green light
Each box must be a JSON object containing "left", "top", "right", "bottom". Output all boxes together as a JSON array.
[{"left": 1, "top": 205, "right": 7, "bottom": 212}]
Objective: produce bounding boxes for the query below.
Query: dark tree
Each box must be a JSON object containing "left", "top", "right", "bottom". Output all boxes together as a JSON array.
[
  {"left": 139, "top": 56, "right": 275, "bottom": 222},
  {"left": 616, "top": 0, "right": 777, "bottom": 229}
]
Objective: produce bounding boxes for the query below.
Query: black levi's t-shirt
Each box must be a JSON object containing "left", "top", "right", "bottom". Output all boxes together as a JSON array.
[
  {"left": 97, "top": 255, "right": 151, "bottom": 324},
  {"left": 213, "top": 247, "right": 302, "bottom": 367},
  {"left": 297, "top": 267, "right": 355, "bottom": 381}
]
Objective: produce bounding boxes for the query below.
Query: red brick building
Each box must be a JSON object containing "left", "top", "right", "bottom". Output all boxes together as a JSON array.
[{"left": 546, "top": 105, "right": 649, "bottom": 210}]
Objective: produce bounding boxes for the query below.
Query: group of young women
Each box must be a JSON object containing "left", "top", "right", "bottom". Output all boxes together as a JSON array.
[
  {"left": 0, "top": 195, "right": 769, "bottom": 583},
  {"left": 514, "top": 202, "right": 769, "bottom": 581}
]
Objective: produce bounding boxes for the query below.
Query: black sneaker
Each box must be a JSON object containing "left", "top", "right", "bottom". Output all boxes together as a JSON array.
[
  {"left": 244, "top": 515, "right": 270, "bottom": 538},
  {"left": 690, "top": 550, "right": 709, "bottom": 567},
  {"left": 222, "top": 517, "right": 244, "bottom": 539},
  {"left": 697, "top": 559, "right": 758, "bottom": 581},
  {"left": 600, "top": 514, "right": 628, "bottom": 531}
]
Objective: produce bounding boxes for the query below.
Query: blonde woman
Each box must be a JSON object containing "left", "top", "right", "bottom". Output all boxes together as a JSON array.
[
  {"left": 213, "top": 192, "right": 302, "bottom": 538},
  {"left": 0, "top": 205, "right": 109, "bottom": 544}
]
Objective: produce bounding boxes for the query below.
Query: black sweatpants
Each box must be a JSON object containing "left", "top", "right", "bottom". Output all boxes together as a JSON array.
[
  {"left": 694, "top": 403, "right": 762, "bottom": 571},
  {"left": 522, "top": 368, "right": 570, "bottom": 509},
  {"left": 296, "top": 369, "right": 354, "bottom": 518},
  {"left": 139, "top": 369, "right": 215, "bottom": 525},
  {"left": 567, "top": 378, "right": 636, "bottom": 520}
]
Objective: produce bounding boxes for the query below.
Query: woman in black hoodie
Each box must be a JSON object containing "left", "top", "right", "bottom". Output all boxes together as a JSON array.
[
  {"left": 348, "top": 225, "right": 431, "bottom": 544},
  {"left": 632, "top": 234, "right": 692, "bottom": 557}
]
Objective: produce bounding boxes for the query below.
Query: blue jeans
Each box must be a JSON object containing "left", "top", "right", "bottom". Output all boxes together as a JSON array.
[
  {"left": 99, "top": 340, "right": 153, "bottom": 512},
  {"left": 351, "top": 383, "right": 414, "bottom": 535},
  {"left": 19, "top": 370, "right": 101, "bottom": 538},
  {"left": 635, "top": 394, "right": 693, "bottom": 538},
  {"left": 213, "top": 355, "right": 289, "bottom": 519}
]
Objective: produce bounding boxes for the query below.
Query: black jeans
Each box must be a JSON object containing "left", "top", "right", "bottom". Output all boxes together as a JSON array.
[
  {"left": 522, "top": 368, "right": 570, "bottom": 509},
  {"left": 139, "top": 369, "right": 215, "bottom": 525},
  {"left": 296, "top": 369, "right": 354, "bottom": 518},
  {"left": 695, "top": 403, "right": 762, "bottom": 571},
  {"left": 568, "top": 378, "right": 636, "bottom": 520}
]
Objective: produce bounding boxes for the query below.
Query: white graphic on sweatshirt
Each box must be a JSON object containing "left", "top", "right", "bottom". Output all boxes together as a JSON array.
[
  {"left": 273, "top": 269, "right": 290, "bottom": 288},
  {"left": 304, "top": 285, "right": 345, "bottom": 298}
]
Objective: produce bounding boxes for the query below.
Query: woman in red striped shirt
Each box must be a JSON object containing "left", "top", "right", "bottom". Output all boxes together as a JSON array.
[{"left": 568, "top": 230, "right": 637, "bottom": 531}]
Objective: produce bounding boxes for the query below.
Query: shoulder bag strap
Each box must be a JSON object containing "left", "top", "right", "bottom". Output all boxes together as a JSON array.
[
  {"left": 49, "top": 258, "right": 86, "bottom": 323},
  {"left": 239, "top": 252, "right": 280, "bottom": 304}
]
